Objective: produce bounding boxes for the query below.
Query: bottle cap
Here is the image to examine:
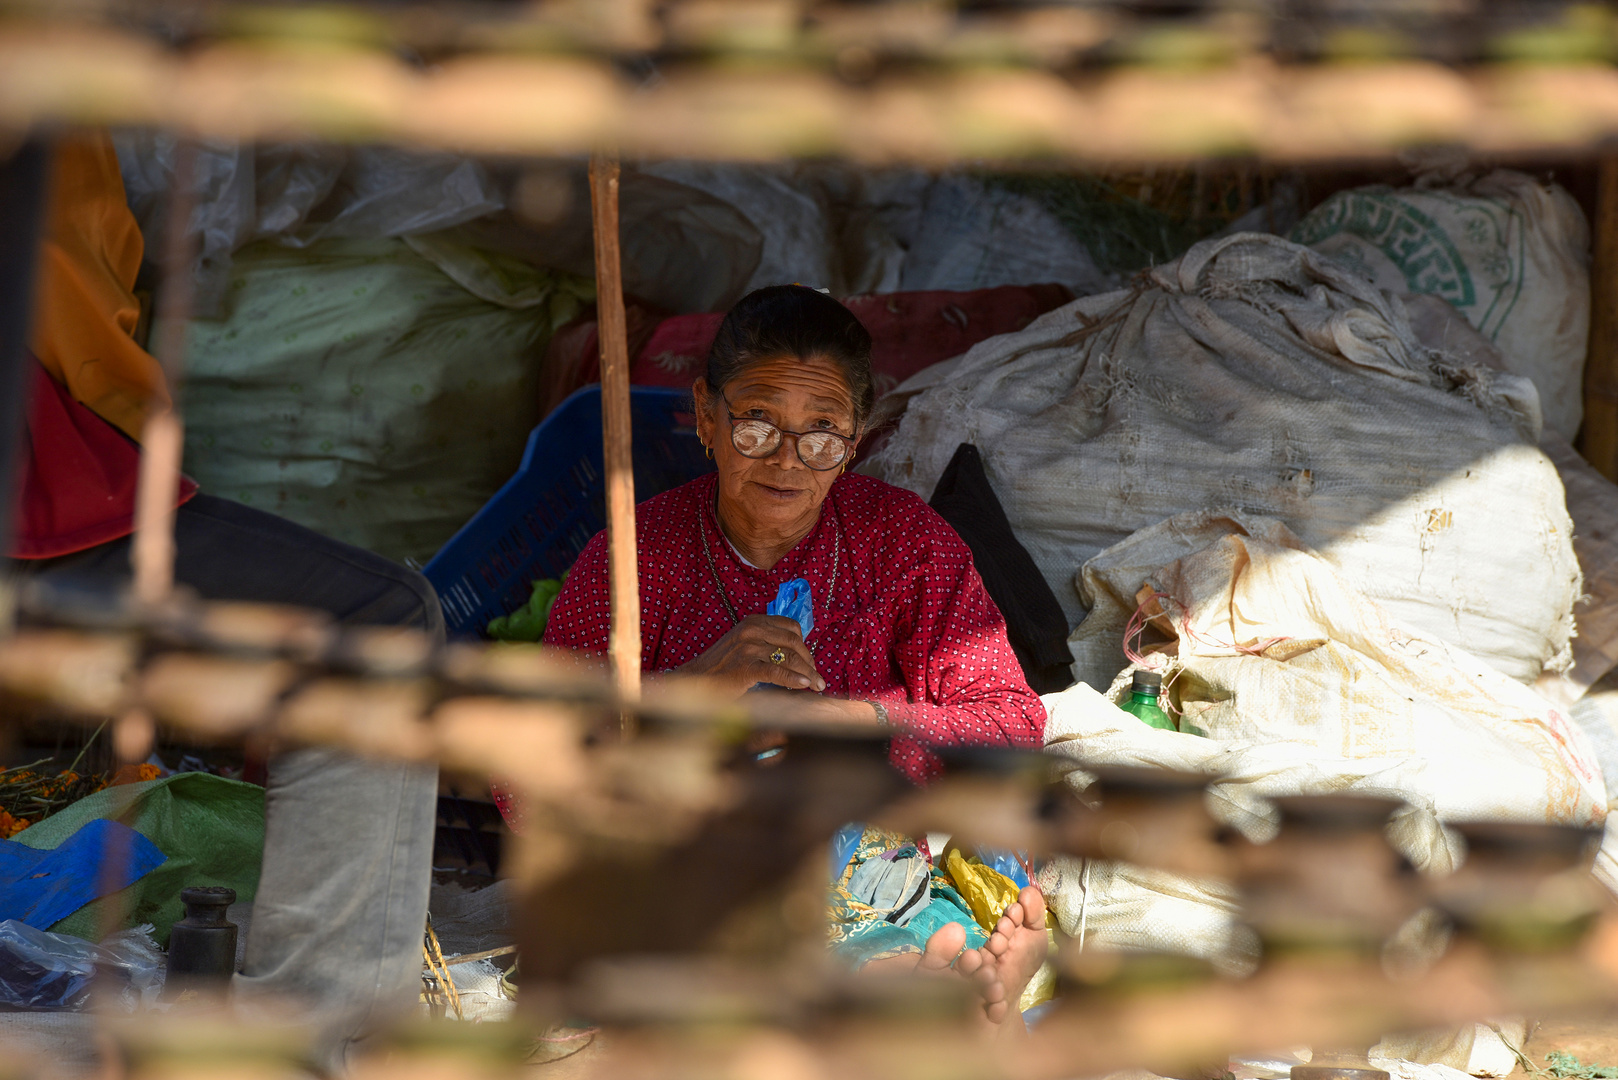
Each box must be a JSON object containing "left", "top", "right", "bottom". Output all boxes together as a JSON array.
[{"left": 1131, "top": 670, "right": 1163, "bottom": 693}]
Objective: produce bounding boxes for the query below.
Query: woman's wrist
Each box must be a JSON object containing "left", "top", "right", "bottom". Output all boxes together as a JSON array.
[{"left": 802, "top": 702, "right": 893, "bottom": 725}]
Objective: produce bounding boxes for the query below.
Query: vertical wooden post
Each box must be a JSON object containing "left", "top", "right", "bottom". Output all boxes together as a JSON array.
[
  {"left": 1581, "top": 153, "right": 1618, "bottom": 482},
  {"left": 121, "top": 141, "right": 197, "bottom": 772},
  {"left": 589, "top": 153, "right": 641, "bottom": 728},
  {"left": 131, "top": 141, "right": 196, "bottom": 607}
]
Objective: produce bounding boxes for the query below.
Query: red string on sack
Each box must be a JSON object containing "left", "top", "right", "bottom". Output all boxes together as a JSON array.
[
  {"left": 1123, "top": 589, "right": 1292, "bottom": 665},
  {"left": 1122, "top": 591, "right": 1173, "bottom": 668}
]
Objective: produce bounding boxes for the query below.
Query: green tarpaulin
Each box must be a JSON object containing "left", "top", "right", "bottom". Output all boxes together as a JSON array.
[
  {"left": 174, "top": 235, "right": 592, "bottom": 566},
  {"left": 12, "top": 773, "right": 264, "bottom": 944}
]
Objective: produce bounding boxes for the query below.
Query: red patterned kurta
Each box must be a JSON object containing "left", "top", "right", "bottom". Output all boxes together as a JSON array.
[{"left": 544, "top": 471, "right": 1046, "bottom": 784}]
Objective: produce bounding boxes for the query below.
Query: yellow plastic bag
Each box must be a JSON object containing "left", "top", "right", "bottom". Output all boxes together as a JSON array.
[
  {"left": 942, "top": 847, "right": 1058, "bottom": 1012},
  {"left": 943, "top": 848, "right": 1022, "bottom": 933}
]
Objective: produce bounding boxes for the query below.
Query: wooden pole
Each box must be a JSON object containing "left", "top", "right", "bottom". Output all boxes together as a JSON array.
[
  {"left": 1581, "top": 153, "right": 1618, "bottom": 482},
  {"left": 121, "top": 141, "right": 197, "bottom": 773},
  {"left": 589, "top": 152, "right": 641, "bottom": 727},
  {"left": 131, "top": 141, "right": 196, "bottom": 606}
]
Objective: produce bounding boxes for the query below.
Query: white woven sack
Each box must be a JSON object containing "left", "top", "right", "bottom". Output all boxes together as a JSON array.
[
  {"left": 1402, "top": 292, "right": 1618, "bottom": 704},
  {"left": 1294, "top": 167, "right": 1590, "bottom": 441},
  {"left": 1039, "top": 678, "right": 1471, "bottom": 879},
  {"left": 1087, "top": 514, "right": 1607, "bottom": 828},
  {"left": 1037, "top": 679, "right": 1463, "bottom": 972},
  {"left": 1036, "top": 855, "right": 1248, "bottom": 972},
  {"left": 866, "top": 232, "right": 1579, "bottom": 685},
  {"left": 1034, "top": 511, "right": 1608, "bottom": 970}
]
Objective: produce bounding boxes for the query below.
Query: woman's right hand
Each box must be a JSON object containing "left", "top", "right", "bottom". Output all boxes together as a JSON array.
[{"left": 678, "top": 615, "right": 825, "bottom": 697}]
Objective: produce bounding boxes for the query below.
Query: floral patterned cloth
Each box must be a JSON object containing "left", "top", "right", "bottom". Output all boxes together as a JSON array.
[{"left": 827, "top": 824, "right": 988, "bottom": 968}]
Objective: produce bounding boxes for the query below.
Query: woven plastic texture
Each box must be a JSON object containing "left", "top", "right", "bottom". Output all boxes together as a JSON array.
[{"left": 424, "top": 386, "right": 708, "bottom": 640}]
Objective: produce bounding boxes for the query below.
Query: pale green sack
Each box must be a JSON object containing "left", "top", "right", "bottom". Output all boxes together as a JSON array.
[{"left": 173, "top": 235, "right": 591, "bottom": 566}]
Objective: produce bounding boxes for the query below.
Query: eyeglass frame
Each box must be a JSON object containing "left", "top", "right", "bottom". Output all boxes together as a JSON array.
[{"left": 719, "top": 392, "right": 859, "bottom": 471}]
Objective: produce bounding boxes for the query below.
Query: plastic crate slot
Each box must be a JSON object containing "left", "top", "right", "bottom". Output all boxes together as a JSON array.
[
  {"left": 446, "top": 581, "right": 480, "bottom": 618},
  {"left": 422, "top": 388, "right": 707, "bottom": 642}
]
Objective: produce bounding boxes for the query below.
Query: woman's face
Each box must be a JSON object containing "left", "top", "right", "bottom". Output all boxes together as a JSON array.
[{"left": 694, "top": 354, "right": 861, "bottom": 542}]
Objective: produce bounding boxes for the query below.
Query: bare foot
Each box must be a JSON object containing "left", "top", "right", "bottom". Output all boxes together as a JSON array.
[
  {"left": 981, "top": 885, "right": 1049, "bottom": 1026},
  {"left": 866, "top": 921, "right": 1006, "bottom": 1031},
  {"left": 916, "top": 921, "right": 1007, "bottom": 1028}
]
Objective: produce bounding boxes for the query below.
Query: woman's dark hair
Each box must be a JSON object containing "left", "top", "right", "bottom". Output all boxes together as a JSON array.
[{"left": 705, "top": 285, "right": 875, "bottom": 426}]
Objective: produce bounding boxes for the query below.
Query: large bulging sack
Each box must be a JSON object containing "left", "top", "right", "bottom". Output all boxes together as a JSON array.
[
  {"left": 1037, "top": 514, "right": 1608, "bottom": 972},
  {"left": 1086, "top": 514, "right": 1607, "bottom": 828},
  {"left": 174, "top": 236, "right": 589, "bottom": 566},
  {"left": 867, "top": 233, "right": 1579, "bottom": 685},
  {"left": 1293, "top": 167, "right": 1590, "bottom": 441}
]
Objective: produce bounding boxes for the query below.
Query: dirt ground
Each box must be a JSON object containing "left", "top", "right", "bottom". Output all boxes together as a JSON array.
[{"left": 1522, "top": 1012, "right": 1618, "bottom": 1073}]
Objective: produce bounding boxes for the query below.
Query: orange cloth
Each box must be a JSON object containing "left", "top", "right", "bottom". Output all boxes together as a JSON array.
[{"left": 30, "top": 133, "right": 169, "bottom": 440}]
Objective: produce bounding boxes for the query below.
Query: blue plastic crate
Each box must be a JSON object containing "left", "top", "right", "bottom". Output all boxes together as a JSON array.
[{"left": 424, "top": 385, "right": 710, "bottom": 640}]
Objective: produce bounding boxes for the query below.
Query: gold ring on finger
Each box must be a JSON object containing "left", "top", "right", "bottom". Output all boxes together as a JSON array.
[{"left": 769, "top": 648, "right": 787, "bottom": 665}]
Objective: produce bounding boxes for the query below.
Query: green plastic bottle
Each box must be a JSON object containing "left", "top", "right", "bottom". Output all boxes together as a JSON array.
[{"left": 1121, "top": 670, "right": 1177, "bottom": 732}]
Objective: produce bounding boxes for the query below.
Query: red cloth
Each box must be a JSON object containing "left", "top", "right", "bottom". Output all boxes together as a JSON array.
[
  {"left": 565, "top": 284, "right": 1074, "bottom": 401},
  {"left": 11, "top": 360, "right": 196, "bottom": 559},
  {"left": 545, "top": 472, "right": 1047, "bottom": 784}
]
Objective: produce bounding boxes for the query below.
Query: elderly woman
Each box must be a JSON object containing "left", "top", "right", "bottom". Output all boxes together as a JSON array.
[
  {"left": 543, "top": 284, "right": 1050, "bottom": 1027},
  {"left": 548, "top": 286, "right": 1044, "bottom": 775}
]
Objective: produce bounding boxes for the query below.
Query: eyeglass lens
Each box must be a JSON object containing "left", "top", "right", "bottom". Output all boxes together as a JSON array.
[{"left": 730, "top": 420, "right": 849, "bottom": 470}]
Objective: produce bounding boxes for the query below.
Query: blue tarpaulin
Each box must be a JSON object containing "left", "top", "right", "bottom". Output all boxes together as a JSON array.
[{"left": 0, "top": 819, "right": 166, "bottom": 929}]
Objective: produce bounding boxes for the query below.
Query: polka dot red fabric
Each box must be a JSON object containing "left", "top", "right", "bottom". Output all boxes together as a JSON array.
[{"left": 546, "top": 471, "right": 1046, "bottom": 783}]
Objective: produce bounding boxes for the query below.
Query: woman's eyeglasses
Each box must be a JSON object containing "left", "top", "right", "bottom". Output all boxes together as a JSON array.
[{"left": 722, "top": 395, "right": 857, "bottom": 471}]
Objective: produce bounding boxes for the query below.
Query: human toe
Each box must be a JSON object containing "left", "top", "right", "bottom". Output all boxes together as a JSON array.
[
  {"left": 984, "top": 996, "right": 1010, "bottom": 1024},
  {"left": 918, "top": 922, "right": 967, "bottom": 973},
  {"left": 1018, "top": 885, "right": 1046, "bottom": 929}
]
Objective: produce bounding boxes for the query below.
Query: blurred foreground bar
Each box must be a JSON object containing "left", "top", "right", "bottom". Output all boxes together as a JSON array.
[{"left": 5, "top": 3, "right": 1618, "bottom": 162}]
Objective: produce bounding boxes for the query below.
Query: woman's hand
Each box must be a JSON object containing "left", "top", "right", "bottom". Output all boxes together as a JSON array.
[{"left": 678, "top": 615, "right": 825, "bottom": 696}]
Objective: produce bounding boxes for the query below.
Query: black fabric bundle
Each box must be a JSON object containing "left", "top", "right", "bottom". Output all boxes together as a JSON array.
[{"left": 928, "top": 443, "right": 1074, "bottom": 695}]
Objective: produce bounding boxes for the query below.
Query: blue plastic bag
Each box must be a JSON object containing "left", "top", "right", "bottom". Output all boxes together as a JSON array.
[
  {"left": 767, "top": 578, "right": 814, "bottom": 639},
  {"left": 829, "top": 821, "right": 864, "bottom": 881},
  {"left": 747, "top": 579, "right": 816, "bottom": 695},
  {"left": 0, "top": 819, "right": 167, "bottom": 930},
  {"left": 974, "top": 846, "right": 1031, "bottom": 889}
]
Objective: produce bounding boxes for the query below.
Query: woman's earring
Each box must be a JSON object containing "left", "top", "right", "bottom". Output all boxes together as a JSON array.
[{"left": 704, "top": 443, "right": 714, "bottom": 460}]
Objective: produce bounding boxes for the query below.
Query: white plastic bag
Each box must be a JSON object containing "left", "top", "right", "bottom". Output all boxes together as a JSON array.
[
  {"left": 1036, "top": 855, "right": 1250, "bottom": 973},
  {"left": 640, "top": 161, "right": 848, "bottom": 298},
  {"left": 0, "top": 920, "right": 163, "bottom": 1011},
  {"left": 115, "top": 133, "right": 504, "bottom": 318},
  {"left": 632, "top": 165, "right": 1113, "bottom": 305},
  {"left": 894, "top": 175, "right": 1112, "bottom": 297}
]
